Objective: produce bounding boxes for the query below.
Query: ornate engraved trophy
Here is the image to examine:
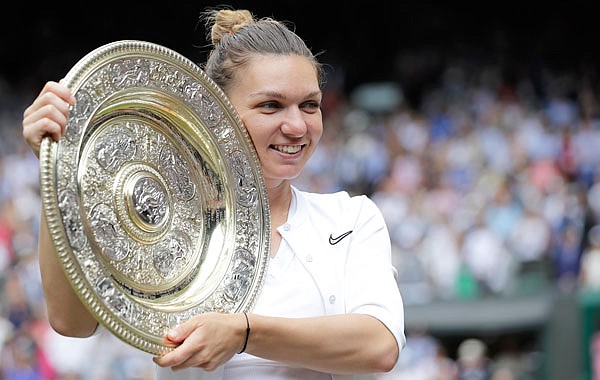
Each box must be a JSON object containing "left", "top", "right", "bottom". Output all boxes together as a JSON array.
[{"left": 39, "top": 40, "right": 271, "bottom": 355}]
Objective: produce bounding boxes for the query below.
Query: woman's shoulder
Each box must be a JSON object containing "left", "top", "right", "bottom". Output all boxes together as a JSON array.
[
  {"left": 292, "top": 186, "right": 378, "bottom": 213},
  {"left": 294, "top": 186, "right": 352, "bottom": 202}
]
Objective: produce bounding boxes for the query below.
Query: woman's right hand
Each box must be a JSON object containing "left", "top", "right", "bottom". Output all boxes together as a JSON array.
[{"left": 22, "top": 81, "right": 75, "bottom": 158}]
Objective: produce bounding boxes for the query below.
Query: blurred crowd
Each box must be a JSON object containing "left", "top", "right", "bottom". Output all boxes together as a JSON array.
[
  {"left": 295, "top": 55, "right": 600, "bottom": 380},
  {"left": 298, "top": 57, "right": 600, "bottom": 305},
  {"left": 2, "top": 50, "right": 600, "bottom": 379}
]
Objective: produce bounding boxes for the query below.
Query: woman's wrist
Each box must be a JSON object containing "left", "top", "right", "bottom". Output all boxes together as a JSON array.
[{"left": 238, "top": 312, "right": 250, "bottom": 354}]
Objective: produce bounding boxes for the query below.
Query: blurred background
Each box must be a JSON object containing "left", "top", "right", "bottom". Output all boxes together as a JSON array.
[{"left": 2, "top": 1, "right": 600, "bottom": 379}]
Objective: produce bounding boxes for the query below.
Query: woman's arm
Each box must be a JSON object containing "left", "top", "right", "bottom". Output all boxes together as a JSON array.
[
  {"left": 153, "top": 312, "right": 398, "bottom": 374},
  {"left": 38, "top": 214, "right": 98, "bottom": 336},
  {"left": 24, "top": 81, "right": 99, "bottom": 337},
  {"left": 242, "top": 313, "right": 397, "bottom": 373}
]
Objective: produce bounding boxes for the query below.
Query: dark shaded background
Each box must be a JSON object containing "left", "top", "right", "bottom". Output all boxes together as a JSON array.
[{"left": 3, "top": 1, "right": 599, "bottom": 108}]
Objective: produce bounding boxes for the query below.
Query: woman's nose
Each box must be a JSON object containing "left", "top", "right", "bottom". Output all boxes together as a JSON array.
[{"left": 281, "top": 107, "right": 307, "bottom": 137}]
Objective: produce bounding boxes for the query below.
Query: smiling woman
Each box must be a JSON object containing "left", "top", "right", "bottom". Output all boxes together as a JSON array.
[
  {"left": 22, "top": 6, "right": 405, "bottom": 380},
  {"left": 226, "top": 54, "right": 323, "bottom": 193}
]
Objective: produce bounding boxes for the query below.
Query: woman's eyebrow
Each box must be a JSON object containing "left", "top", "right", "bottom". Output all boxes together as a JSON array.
[
  {"left": 248, "top": 90, "right": 322, "bottom": 101},
  {"left": 248, "top": 90, "right": 286, "bottom": 99}
]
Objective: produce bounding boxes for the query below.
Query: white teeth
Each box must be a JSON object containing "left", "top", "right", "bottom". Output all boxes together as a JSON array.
[{"left": 273, "top": 145, "right": 302, "bottom": 154}]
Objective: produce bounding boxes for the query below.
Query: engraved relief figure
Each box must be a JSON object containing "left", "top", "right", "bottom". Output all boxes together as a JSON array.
[
  {"left": 182, "top": 79, "right": 202, "bottom": 102},
  {"left": 149, "top": 62, "right": 180, "bottom": 91},
  {"left": 89, "top": 203, "right": 130, "bottom": 261},
  {"left": 223, "top": 249, "right": 255, "bottom": 303},
  {"left": 132, "top": 177, "right": 167, "bottom": 225},
  {"left": 230, "top": 150, "right": 257, "bottom": 206},
  {"left": 159, "top": 145, "right": 196, "bottom": 201},
  {"left": 72, "top": 88, "right": 93, "bottom": 121},
  {"left": 96, "top": 277, "right": 115, "bottom": 298},
  {"left": 58, "top": 189, "right": 86, "bottom": 250},
  {"left": 65, "top": 88, "right": 93, "bottom": 141},
  {"left": 109, "top": 59, "right": 150, "bottom": 88},
  {"left": 152, "top": 231, "right": 190, "bottom": 277},
  {"left": 107, "top": 293, "right": 132, "bottom": 320},
  {"left": 95, "top": 127, "right": 136, "bottom": 172}
]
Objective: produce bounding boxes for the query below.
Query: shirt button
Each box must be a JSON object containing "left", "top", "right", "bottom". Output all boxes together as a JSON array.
[
  {"left": 306, "top": 255, "right": 313, "bottom": 262},
  {"left": 283, "top": 223, "right": 291, "bottom": 231},
  {"left": 329, "top": 295, "right": 336, "bottom": 304}
]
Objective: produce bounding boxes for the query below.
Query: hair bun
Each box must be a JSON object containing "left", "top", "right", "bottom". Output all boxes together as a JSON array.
[{"left": 211, "top": 9, "right": 254, "bottom": 45}]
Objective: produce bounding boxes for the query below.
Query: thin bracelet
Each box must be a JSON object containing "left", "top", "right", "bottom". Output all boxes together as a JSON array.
[{"left": 238, "top": 312, "right": 250, "bottom": 354}]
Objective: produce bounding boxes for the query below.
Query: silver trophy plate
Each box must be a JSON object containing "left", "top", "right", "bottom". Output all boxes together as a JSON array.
[{"left": 39, "top": 40, "right": 270, "bottom": 355}]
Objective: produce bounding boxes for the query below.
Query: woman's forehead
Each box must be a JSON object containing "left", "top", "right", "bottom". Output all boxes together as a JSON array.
[{"left": 236, "top": 55, "right": 319, "bottom": 86}]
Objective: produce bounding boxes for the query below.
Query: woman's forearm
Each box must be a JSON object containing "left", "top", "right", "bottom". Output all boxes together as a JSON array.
[
  {"left": 246, "top": 313, "right": 398, "bottom": 374},
  {"left": 39, "top": 212, "right": 98, "bottom": 337}
]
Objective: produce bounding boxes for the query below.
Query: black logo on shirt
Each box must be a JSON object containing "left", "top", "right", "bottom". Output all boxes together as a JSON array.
[{"left": 329, "top": 230, "right": 353, "bottom": 245}]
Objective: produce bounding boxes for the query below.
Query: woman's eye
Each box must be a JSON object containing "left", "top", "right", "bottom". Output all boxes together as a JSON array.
[
  {"left": 260, "top": 101, "right": 280, "bottom": 110},
  {"left": 302, "top": 101, "right": 321, "bottom": 112}
]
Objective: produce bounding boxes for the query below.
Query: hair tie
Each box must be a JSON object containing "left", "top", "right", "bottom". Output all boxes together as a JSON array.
[{"left": 238, "top": 312, "right": 250, "bottom": 354}]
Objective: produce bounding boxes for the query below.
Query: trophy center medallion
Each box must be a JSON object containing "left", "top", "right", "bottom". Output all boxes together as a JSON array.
[
  {"left": 112, "top": 163, "right": 173, "bottom": 243},
  {"left": 131, "top": 176, "right": 168, "bottom": 227}
]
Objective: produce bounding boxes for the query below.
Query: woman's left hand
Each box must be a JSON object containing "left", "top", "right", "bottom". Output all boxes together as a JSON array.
[{"left": 153, "top": 312, "right": 247, "bottom": 371}]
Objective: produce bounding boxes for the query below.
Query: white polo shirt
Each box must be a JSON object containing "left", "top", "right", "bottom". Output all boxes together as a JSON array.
[
  {"left": 222, "top": 191, "right": 331, "bottom": 379},
  {"left": 155, "top": 186, "right": 405, "bottom": 380}
]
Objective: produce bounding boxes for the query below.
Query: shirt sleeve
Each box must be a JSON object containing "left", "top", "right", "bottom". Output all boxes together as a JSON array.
[{"left": 343, "top": 195, "right": 406, "bottom": 364}]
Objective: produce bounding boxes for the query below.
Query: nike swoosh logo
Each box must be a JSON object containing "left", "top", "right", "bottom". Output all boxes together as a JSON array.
[{"left": 329, "top": 230, "right": 353, "bottom": 245}]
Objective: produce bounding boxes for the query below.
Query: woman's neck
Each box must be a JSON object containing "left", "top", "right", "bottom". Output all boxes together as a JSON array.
[{"left": 266, "top": 180, "right": 292, "bottom": 228}]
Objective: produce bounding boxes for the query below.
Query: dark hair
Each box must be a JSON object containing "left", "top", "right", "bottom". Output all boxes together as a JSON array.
[{"left": 200, "top": 8, "right": 324, "bottom": 92}]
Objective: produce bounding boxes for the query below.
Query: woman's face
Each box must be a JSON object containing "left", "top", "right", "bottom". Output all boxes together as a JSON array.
[{"left": 226, "top": 54, "right": 323, "bottom": 188}]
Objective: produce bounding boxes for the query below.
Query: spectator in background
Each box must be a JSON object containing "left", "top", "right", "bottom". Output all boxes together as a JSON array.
[
  {"left": 394, "top": 327, "right": 456, "bottom": 380},
  {"left": 0, "top": 200, "right": 15, "bottom": 279},
  {"left": 580, "top": 225, "right": 600, "bottom": 290},
  {"left": 507, "top": 206, "right": 550, "bottom": 265},
  {"left": 456, "top": 338, "right": 492, "bottom": 380},
  {"left": 592, "top": 332, "right": 600, "bottom": 380},
  {"left": 551, "top": 221, "right": 584, "bottom": 291},
  {"left": 0, "top": 330, "right": 41, "bottom": 380},
  {"left": 460, "top": 214, "right": 513, "bottom": 295},
  {"left": 587, "top": 172, "right": 600, "bottom": 222}
]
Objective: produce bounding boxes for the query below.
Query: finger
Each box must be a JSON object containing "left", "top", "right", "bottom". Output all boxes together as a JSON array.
[
  {"left": 158, "top": 345, "right": 215, "bottom": 372},
  {"left": 23, "top": 103, "right": 70, "bottom": 140},
  {"left": 24, "top": 101, "right": 70, "bottom": 127},
  {"left": 24, "top": 90, "right": 72, "bottom": 120},
  {"left": 44, "top": 80, "right": 76, "bottom": 105},
  {"left": 23, "top": 81, "right": 74, "bottom": 120},
  {"left": 151, "top": 326, "right": 194, "bottom": 367},
  {"left": 153, "top": 344, "right": 197, "bottom": 369},
  {"left": 166, "top": 317, "right": 202, "bottom": 344},
  {"left": 22, "top": 118, "right": 63, "bottom": 148}
]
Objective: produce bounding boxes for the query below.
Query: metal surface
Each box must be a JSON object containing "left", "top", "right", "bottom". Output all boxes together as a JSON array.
[{"left": 39, "top": 40, "right": 270, "bottom": 355}]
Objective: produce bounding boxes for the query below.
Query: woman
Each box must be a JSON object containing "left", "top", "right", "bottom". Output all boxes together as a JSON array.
[{"left": 22, "top": 7, "right": 405, "bottom": 379}]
